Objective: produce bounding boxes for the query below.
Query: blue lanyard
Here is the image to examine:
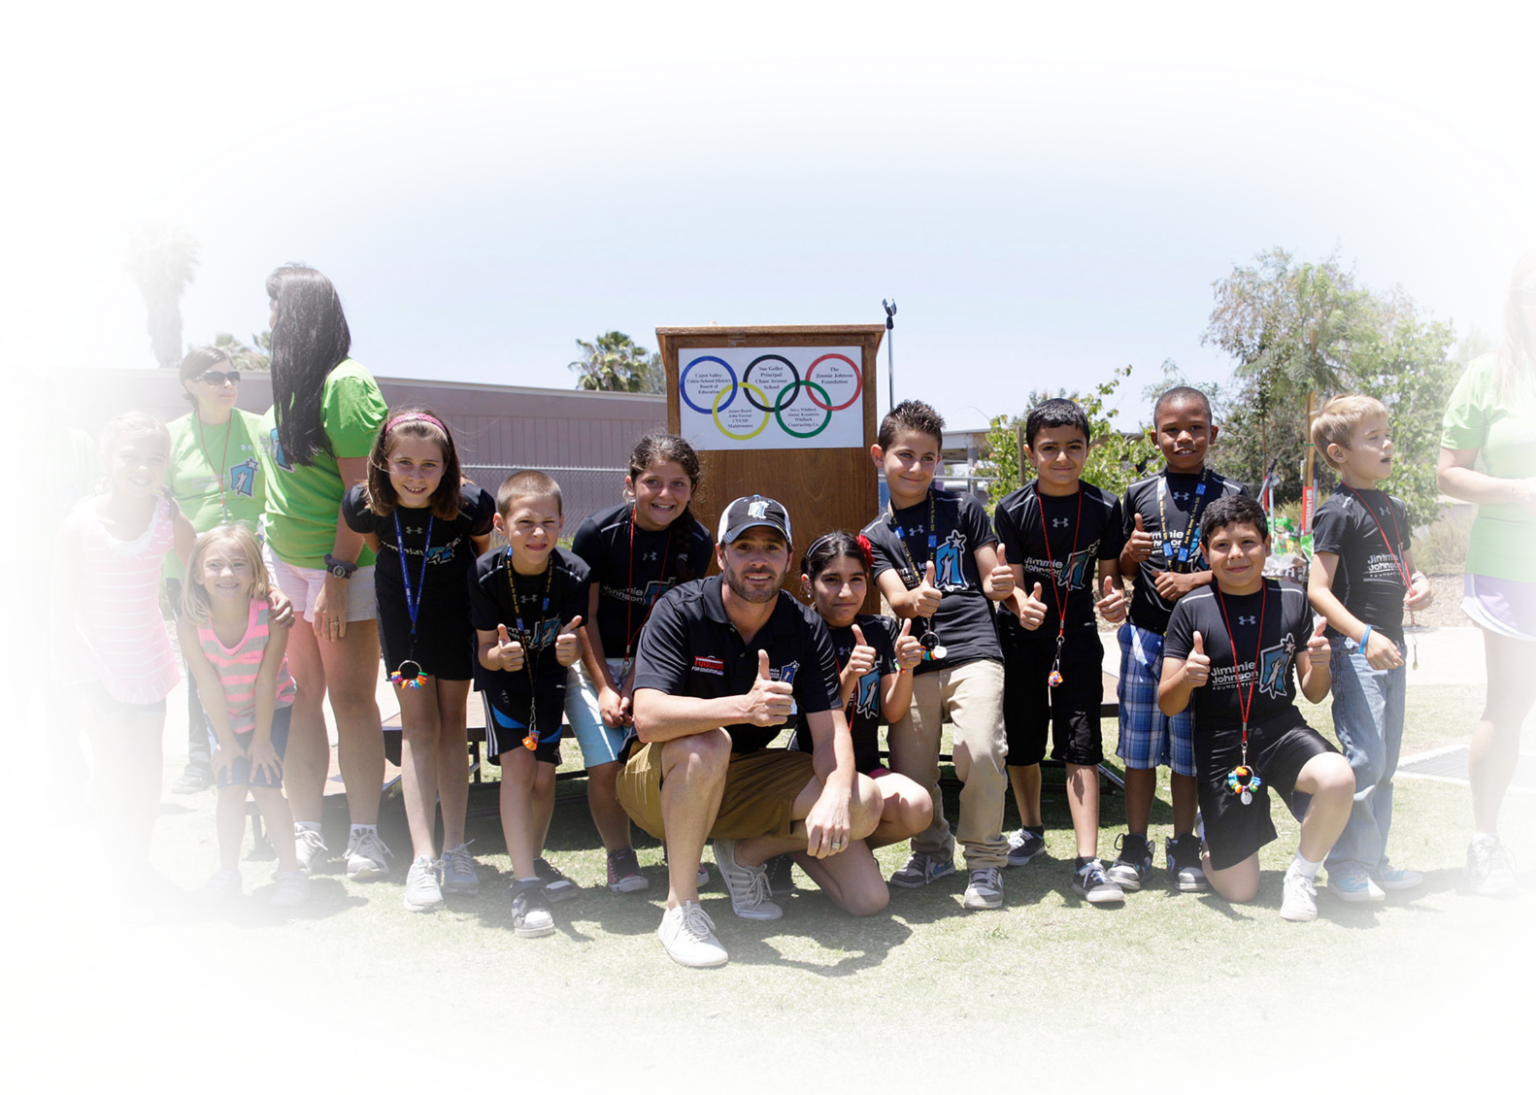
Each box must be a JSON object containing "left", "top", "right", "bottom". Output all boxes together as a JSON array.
[{"left": 393, "top": 510, "right": 433, "bottom": 640}]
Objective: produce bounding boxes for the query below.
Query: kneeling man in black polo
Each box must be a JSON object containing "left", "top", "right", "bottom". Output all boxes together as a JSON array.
[{"left": 619, "top": 494, "right": 886, "bottom": 968}]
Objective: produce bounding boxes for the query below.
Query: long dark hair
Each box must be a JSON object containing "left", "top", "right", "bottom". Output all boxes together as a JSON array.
[
  {"left": 1499, "top": 248, "right": 1536, "bottom": 399},
  {"left": 268, "top": 264, "right": 351, "bottom": 466}
]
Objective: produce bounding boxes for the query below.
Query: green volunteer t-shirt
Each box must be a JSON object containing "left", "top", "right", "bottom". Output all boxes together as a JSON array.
[
  {"left": 165, "top": 408, "right": 267, "bottom": 580},
  {"left": 7, "top": 423, "right": 99, "bottom": 565},
  {"left": 1440, "top": 352, "right": 1536, "bottom": 581},
  {"left": 260, "top": 358, "right": 387, "bottom": 569}
]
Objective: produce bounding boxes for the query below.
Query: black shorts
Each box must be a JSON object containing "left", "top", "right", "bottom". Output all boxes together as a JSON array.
[
  {"left": 378, "top": 595, "right": 475, "bottom": 682},
  {"left": 1196, "top": 718, "right": 1338, "bottom": 871},
  {"left": 1000, "top": 616, "right": 1104, "bottom": 767},
  {"left": 482, "top": 688, "right": 564, "bottom": 766}
]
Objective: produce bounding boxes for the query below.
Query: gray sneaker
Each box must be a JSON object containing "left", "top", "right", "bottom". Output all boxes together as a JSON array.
[
  {"left": 294, "top": 827, "right": 328, "bottom": 874},
  {"left": 962, "top": 867, "right": 1004, "bottom": 910},
  {"left": 1005, "top": 828, "right": 1045, "bottom": 868},
  {"left": 441, "top": 842, "right": 480, "bottom": 896},
  {"left": 344, "top": 829, "right": 392, "bottom": 881},
  {"left": 1165, "top": 834, "right": 1210, "bottom": 892},
  {"left": 403, "top": 855, "right": 445, "bottom": 912},
  {"left": 1467, "top": 837, "right": 1519, "bottom": 898},
  {"left": 1073, "top": 858, "right": 1125, "bottom": 904},
  {"left": 271, "top": 870, "right": 309, "bottom": 908},
  {"left": 196, "top": 869, "right": 242, "bottom": 906},
  {"left": 510, "top": 880, "right": 556, "bottom": 938},
  {"left": 890, "top": 851, "right": 957, "bottom": 888},
  {"left": 1105, "top": 833, "right": 1153, "bottom": 891},
  {"left": 713, "top": 839, "right": 782, "bottom": 920}
]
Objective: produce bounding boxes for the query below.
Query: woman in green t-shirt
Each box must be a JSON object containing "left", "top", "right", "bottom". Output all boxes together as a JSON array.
[
  {"left": 260, "top": 264, "right": 390, "bottom": 881},
  {"left": 165, "top": 345, "right": 269, "bottom": 793},
  {"left": 1438, "top": 248, "right": 1536, "bottom": 898}
]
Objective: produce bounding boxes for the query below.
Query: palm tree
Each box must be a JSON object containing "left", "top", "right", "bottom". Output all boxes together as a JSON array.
[
  {"left": 569, "top": 330, "right": 663, "bottom": 394},
  {"left": 125, "top": 222, "right": 200, "bottom": 368}
]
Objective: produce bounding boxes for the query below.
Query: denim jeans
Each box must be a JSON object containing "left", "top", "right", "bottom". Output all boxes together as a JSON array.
[{"left": 1325, "top": 634, "right": 1406, "bottom": 872}]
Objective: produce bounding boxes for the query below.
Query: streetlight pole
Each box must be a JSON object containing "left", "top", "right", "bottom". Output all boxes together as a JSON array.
[{"left": 881, "top": 298, "right": 897, "bottom": 411}]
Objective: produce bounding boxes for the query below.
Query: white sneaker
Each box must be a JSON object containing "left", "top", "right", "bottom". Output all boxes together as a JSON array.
[
  {"left": 196, "top": 869, "right": 242, "bottom": 906},
  {"left": 441, "top": 842, "right": 480, "bottom": 896},
  {"left": 271, "top": 870, "right": 309, "bottom": 908},
  {"left": 659, "top": 901, "right": 729, "bottom": 968},
  {"left": 963, "top": 867, "right": 1005, "bottom": 910},
  {"left": 1280, "top": 865, "right": 1318, "bottom": 921},
  {"left": 344, "top": 829, "right": 392, "bottom": 881},
  {"left": 712, "top": 839, "right": 782, "bottom": 921},
  {"left": 403, "top": 855, "right": 445, "bottom": 912},
  {"left": 294, "top": 827, "right": 328, "bottom": 874}
]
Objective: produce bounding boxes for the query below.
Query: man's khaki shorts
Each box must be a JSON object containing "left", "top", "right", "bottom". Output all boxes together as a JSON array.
[{"left": 618, "top": 740, "right": 814, "bottom": 841}]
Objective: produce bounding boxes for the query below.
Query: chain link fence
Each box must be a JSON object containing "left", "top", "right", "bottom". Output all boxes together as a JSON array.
[{"left": 462, "top": 465, "right": 628, "bottom": 543}]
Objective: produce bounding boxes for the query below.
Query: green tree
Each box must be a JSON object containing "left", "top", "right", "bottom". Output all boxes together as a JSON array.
[
  {"left": 569, "top": 331, "right": 663, "bottom": 394},
  {"left": 204, "top": 331, "right": 271, "bottom": 371},
  {"left": 125, "top": 222, "right": 200, "bottom": 368}
]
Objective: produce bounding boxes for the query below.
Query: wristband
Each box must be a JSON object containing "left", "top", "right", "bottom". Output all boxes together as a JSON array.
[{"left": 1358, "top": 624, "right": 1374, "bottom": 650}]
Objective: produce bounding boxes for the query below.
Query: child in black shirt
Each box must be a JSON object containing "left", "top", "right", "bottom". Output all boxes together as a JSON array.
[{"left": 1160, "top": 495, "right": 1355, "bottom": 921}]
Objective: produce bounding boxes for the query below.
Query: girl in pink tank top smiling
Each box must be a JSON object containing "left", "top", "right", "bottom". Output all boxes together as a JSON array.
[{"left": 53, "top": 413, "right": 196, "bottom": 891}]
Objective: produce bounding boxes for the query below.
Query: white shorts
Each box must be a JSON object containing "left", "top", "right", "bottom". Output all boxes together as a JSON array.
[{"left": 263, "top": 544, "right": 378, "bottom": 624}]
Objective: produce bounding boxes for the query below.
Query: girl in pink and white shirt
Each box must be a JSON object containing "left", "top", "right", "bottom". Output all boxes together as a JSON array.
[{"left": 53, "top": 413, "right": 196, "bottom": 881}]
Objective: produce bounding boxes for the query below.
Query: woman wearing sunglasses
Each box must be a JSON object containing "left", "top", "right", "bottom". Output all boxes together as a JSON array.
[
  {"left": 166, "top": 345, "right": 269, "bottom": 793},
  {"left": 1438, "top": 247, "right": 1536, "bottom": 898}
]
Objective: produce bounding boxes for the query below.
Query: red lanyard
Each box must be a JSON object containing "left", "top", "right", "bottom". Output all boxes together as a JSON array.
[
  {"left": 1340, "top": 486, "right": 1411, "bottom": 588},
  {"left": 195, "top": 415, "right": 234, "bottom": 519},
  {"left": 1214, "top": 582, "right": 1268, "bottom": 759},
  {"left": 1037, "top": 486, "right": 1085, "bottom": 644},
  {"left": 623, "top": 506, "right": 673, "bottom": 664}
]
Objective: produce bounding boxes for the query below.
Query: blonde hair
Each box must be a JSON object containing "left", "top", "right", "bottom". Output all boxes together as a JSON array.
[
  {"left": 1499, "top": 245, "right": 1536, "bottom": 399},
  {"left": 92, "top": 411, "right": 179, "bottom": 516},
  {"left": 181, "top": 524, "right": 272, "bottom": 624},
  {"left": 1311, "top": 394, "right": 1389, "bottom": 470}
]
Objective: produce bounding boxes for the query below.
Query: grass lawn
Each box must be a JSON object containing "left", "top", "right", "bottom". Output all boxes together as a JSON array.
[{"left": 14, "top": 682, "right": 1533, "bottom": 1091}]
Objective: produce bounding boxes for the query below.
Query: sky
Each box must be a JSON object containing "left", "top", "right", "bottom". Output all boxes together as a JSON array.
[{"left": 4, "top": 2, "right": 1532, "bottom": 431}]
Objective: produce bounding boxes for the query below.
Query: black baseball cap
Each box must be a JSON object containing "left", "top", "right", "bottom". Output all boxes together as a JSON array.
[{"left": 717, "top": 494, "right": 793, "bottom": 546}]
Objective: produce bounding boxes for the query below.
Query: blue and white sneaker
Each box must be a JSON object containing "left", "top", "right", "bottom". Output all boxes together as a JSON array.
[
  {"left": 890, "top": 851, "right": 956, "bottom": 888},
  {"left": 1329, "top": 865, "right": 1385, "bottom": 903},
  {"left": 1372, "top": 861, "right": 1423, "bottom": 892}
]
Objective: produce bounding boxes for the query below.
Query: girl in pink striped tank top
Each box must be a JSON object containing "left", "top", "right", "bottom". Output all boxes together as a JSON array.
[
  {"left": 54, "top": 413, "right": 195, "bottom": 884},
  {"left": 178, "top": 524, "right": 307, "bottom": 906}
]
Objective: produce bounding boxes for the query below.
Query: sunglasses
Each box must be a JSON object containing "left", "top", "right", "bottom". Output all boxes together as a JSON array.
[{"left": 197, "top": 370, "right": 241, "bottom": 386}]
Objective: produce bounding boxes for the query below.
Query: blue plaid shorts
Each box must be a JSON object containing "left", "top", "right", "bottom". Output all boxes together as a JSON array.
[{"left": 1115, "top": 623, "right": 1196, "bottom": 777}]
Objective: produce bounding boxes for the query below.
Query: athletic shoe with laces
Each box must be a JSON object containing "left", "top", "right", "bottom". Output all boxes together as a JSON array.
[
  {"left": 607, "top": 848, "right": 649, "bottom": 894},
  {"left": 440, "top": 842, "right": 480, "bottom": 895},
  {"left": 109, "top": 872, "right": 159, "bottom": 921},
  {"left": 712, "top": 839, "right": 782, "bottom": 920},
  {"left": 1372, "top": 861, "right": 1423, "bottom": 892},
  {"left": 658, "top": 901, "right": 729, "bottom": 968},
  {"left": 889, "top": 851, "right": 957, "bottom": 888},
  {"left": 271, "top": 870, "right": 309, "bottom": 908},
  {"left": 764, "top": 853, "right": 795, "bottom": 896},
  {"left": 1329, "top": 864, "right": 1385, "bottom": 903},
  {"left": 1073, "top": 858, "right": 1125, "bottom": 904},
  {"left": 1106, "top": 833, "right": 1153, "bottom": 891},
  {"left": 196, "top": 869, "right": 242, "bottom": 906},
  {"left": 403, "top": 855, "right": 445, "bottom": 912},
  {"left": 962, "top": 867, "right": 1005, "bottom": 910},
  {"left": 510, "top": 880, "right": 556, "bottom": 938},
  {"left": 1280, "top": 865, "right": 1319, "bottom": 921},
  {"left": 345, "top": 829, "right": 392, "bottom": 881},
  {"left": 134, "top": 860, "right": 188, "bottom": 903},
  {"left": 294, "top": 827, "right": 328, "bottom": 874},
  {"left": 1466, "top": 837, "right": 1520, "bottom": 898},
  {"left": 1005, "top": 828, "right": 1045, "bottom": 868},
  {"left": 1165, "top": 834, "right": 1209, "bottom": 892},
  {"left": 535, "top": 857, "right": 578, "bottom": 902}
]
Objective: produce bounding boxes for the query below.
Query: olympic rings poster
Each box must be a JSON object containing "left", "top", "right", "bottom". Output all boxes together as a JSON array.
[{"left": 677, "top": 346, "right": 864, "bottom": 451}]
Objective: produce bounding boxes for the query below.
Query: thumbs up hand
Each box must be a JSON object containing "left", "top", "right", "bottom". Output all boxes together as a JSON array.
[
  {"left": 911, "top": 559, "right": 943, "bottom": 618},
  {"left": 1126, "top": 512, "right": 1156, "bottom": 563},
  {"left": 1017, "top": 581, "right": 1048, "bottom": 631},
  {"left": 493, "top": 623, "right": 524, "bottom": 672},
  {"left": 1306, "top": 616, "right": 1331, "bottom": 661},
  {"left": 987, "top": 544, "right": 1015, "bottom": 599},
  {"left": 1184, "top": 630, "right": 1210, "bottom": 686},
  {"left": 555, "top": 615, "right": 584, "bottom": 667},
  {"left": 1096, "top": 575, "right": 1126, "bottom": 624},
  {"left": 893, "top": 618, "right": 923, "bottom": 671},
  {"left": 844, "top": 623, "right": 877, "bottom": 681},
  {"left": 743, "top": 649, "right": 795, "bottom": 726}
]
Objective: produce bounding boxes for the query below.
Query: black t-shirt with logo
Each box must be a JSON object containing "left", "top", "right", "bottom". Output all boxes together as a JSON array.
[
  {"left": 569, "top": 501, "right": 714, "bottom": 661},
  {"left": 342, "top": 483, "right": 496, "bottom": 599},
  {"left": 1164, "top": 580, "right": 1315, "bottom": 735},
  {"left": 1119, "top": 469, "right": 1249, "bottom": 634},
  {"left": 862, "top": 487, "right": 1001, "bottom": 673},
  {"left": 468, "top": 546, "right": 591, "bottom": 698},
  {"left": 1311, "top": 488, "right": 1412, "bottom": 642},
  {"left": 633, "top": 574, "right": 841, "bottom": 754},
  {"left": 992, "top": 480, "right": 1125, "bottom": 656},
  {"left": 791, "top": 614, "right": 898, "bottom": 775}
]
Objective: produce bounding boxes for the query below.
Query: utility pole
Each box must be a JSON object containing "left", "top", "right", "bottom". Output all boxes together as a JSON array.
[{"left": 881, "top": 298, "right": 897, "bottom": 411}]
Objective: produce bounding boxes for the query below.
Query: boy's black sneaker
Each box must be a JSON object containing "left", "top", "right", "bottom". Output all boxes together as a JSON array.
[
  {"left": 510, "top": 880, "right": 556, "bottom": 938},
  {"left": 1165, "top": 834, "right": 1210, "bottom": 892},
  {"left": 1105, "top": 833, "right": 1153, "bottom": 892},
  {"left": 534, "top": 856, "right": 579, "bottom": 903}
]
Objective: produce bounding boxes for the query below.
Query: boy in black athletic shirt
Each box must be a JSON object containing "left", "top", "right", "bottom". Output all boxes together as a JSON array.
[
  {"left": 993, "top": 398, "right": 1128, "bottom": 904},
  {"left": 1159, "top": 495, "right": 1355, "bottom": 921}
]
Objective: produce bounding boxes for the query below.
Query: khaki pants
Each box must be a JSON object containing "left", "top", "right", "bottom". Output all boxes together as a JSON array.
[{"left": 887, "top": 658, "right": 1008, "bottom": 870}]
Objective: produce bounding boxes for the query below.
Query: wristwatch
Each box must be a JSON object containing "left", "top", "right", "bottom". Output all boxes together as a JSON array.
[{"left": 324, "top": 553, "right": 359, "bottom": 579}]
